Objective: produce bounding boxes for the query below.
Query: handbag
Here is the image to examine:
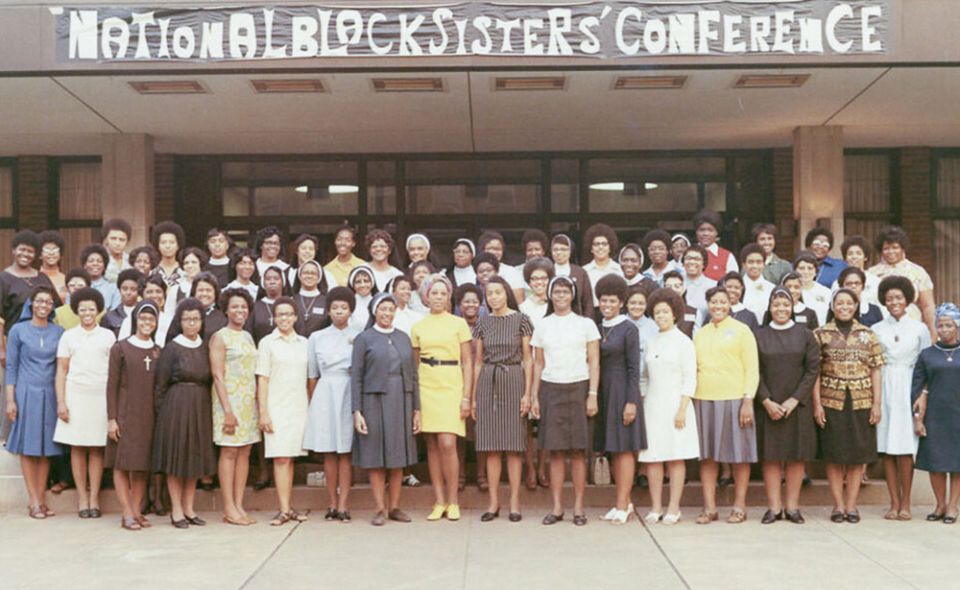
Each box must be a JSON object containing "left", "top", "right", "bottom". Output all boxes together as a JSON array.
[{"left": 593, "top": 455, "right": 611, "bottom": 485}]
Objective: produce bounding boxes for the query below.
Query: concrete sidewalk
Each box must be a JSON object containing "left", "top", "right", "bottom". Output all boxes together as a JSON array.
[{"left": 0, "top": 505, "right": 953, "bottom": 590}]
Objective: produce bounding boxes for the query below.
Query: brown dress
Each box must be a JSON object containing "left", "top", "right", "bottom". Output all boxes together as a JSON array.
[{"left": 105, "top": 338, "right": 162, "bottom": 471}]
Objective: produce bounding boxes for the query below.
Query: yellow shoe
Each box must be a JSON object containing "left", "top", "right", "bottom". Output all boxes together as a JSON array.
[
  {"left": 446, "top": 504, "right": 461, "bottom": 521},
  {"left": 427, "top": 504, "right": 447, "bottom": 521}
]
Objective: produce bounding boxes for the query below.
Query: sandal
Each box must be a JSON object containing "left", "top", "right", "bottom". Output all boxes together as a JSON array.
[
  {"left": 28, "top": 505, "right": 46, "bottom": 519},
  {"left": 121, "top": 516, "right": 142, "bottom": 531},
  {"left": 288, "top": 510, "right": 308, "bottom": 522},
  {"left": 537, "top": 473, "right": 550, "bottom": 488},
  {"left": 50, "top": 481, "right": 71, "bottom": 494},
  {"left": 573, "top": 514, "right": 587, "bottom": 526},
  {"left": 883, "top": 509, "right": 899, "bottom": 521},
  {"left": 223, "top": 515, "right": 251, "bottom": 526},
  {"left": 41, "top": 505, "right": 55, "bottom": 517},
  {"left": 477, "top": 476, "right": 489, "bottom": 492},
  {"left": 830, "top": 510, "right": 845, "bottom": 523},
  {"left": 727, "top": 509, "right": 747, "bottom": 524},
  {"left": 695, "top": 511, "right": 719, "bottom": 525},
  {"left": 324, "top": 507, "right": 339, "bottom": 521},
  {"left": 525, "top": 472, "right": 537, "bottom": 491},
  {"left": 897, "top": 511, "right": 912, "bottom": 521},
  {"left": 269, "top": 511, "right": 292, "bottom": 526},
  {"left": 943, "top": 513, "right": 958, "bottom": 525},
  {"left": 135, "top": 515, "right": 152, "bottom": 528}
]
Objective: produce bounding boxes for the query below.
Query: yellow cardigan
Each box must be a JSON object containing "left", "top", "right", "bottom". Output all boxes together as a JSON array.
[{"left": 693, "top": 316, "right": 760, "bottom": 401}]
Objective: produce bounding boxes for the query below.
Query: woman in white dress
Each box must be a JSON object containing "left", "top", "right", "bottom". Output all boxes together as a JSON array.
[
  {"left": 303, "top": 287, "right": 360, "bottom": 522},
  {"left": 637, "top": 288, "right": 699, "bottom": 525},
  {"left": 794, "top": 252, "right": 831, "bottom": 326},
  {"left": 256, "top": 296, "right": 310, "bottom": 526},
  {"left": 873, "top": 275, "right": 931, "bottom": 521},
  {"left": 53, "top": 288, "right": 117, "bottom": 518}
]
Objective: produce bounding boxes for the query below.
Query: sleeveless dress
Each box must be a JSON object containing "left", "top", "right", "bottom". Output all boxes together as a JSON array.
[{"left": 213, "top": 327, "right": 260, "bottom": 446}]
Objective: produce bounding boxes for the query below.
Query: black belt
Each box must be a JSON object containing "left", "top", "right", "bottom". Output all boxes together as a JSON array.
[{"left": 421, "top": 357, "right": 459, "bottom": 367}]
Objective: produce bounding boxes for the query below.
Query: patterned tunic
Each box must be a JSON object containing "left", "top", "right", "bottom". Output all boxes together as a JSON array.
[{"left": 814, "top": 321, "right": 885, "bottom": 411}]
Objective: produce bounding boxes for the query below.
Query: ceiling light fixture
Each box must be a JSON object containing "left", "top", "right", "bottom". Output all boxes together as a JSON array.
[
  {"left": 734, "top": 74, "right": 810, "bottom": 89},
  {"left": 251, "top": 79, "right": 326, "bottom": 93},
  {"left": 128, "top": 80, "right": 207, "bottom": 95},
  {"left": 495, "top": 76, "right": 566, "bottom": 91},
  {"left": 372, "top": 78, "right": 444, "bottom": 92},
  {"left": 613, "top": 76, "right": 687, "bottom": 90}
]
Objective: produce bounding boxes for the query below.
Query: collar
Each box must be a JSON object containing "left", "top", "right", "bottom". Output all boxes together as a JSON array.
[
  {"left": 208, "top": 256, "right": 229, "bottom": 266},
  {"left": 299, "top": 289, "right": 320, "bottom": 297},
  {"left": 174, "top": 334, "right": 202, "bottom": 348},
  {"left": 127, "top": 335, "right": 155, "bottom": 349},
  {"left": 554, "top": 262, "right": 571, "bottom": 276},
  {"left": 601, "top": 315, "right": 627, "bottom": 328},
  {"left": 744, "top": 274, "right": 768, "bottom": 287},
  {"left": 707, "top": 315, "right": 734, "bottom": 329},
  {"left": 732, "top": 303, "right": 746, "bottom": 313},
  {"left": 794, "top": 302, "right": 808, "bottom": 313},
  {"left": 704, "top": 243, "right": 719, "bottom": 255},
  {"left": 770, "top": 320, "right": 795, "bottom": 331},
  {"left": 272, "top": 328, "right": 301, "bottom": 342},
  {"left": 373, "top": 324, "right": 395, "bottom": 334}
]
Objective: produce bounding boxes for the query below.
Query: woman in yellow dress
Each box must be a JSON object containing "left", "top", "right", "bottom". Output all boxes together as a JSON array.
[{"left": 410, "top": 274, "right": 474, "bottom": 521}]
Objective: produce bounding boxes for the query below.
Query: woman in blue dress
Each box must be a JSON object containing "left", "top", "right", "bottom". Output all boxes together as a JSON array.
[
  {"left": 912, "top": 303, "right": 960, "bottom": 523},
  {"left": 3, "top": 285, "right": 65, "bottom": 519}
]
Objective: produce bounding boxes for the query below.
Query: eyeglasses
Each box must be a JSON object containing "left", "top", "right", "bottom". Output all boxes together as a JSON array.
[
  {"left": 181, "top": 317, "right": 202, "bottom": 324},
  {"left": 811, "top": 239, "right": 830, "bottom": 248}
]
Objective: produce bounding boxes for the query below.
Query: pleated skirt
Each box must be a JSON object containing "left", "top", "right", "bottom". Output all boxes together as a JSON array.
[
  {"left": 353, "top": 376, "right": 418, "bottom": 470},
  {"left": 538, "top": 380, "right": 589, "bottom": 452},
  {"left": 152, "top": 383, "right": 216, "bottom": 479},
  {"left": 695, "top": 398, "right": 758, "bottom": 463}
]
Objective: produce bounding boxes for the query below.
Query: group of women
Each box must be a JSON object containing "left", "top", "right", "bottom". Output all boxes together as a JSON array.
[{"left": 2, "top": 214, "right": 959, "bottom": 529}]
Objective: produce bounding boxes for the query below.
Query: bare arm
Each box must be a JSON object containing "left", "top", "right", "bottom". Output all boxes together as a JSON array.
[
  {"left": 918, "top": 289, "right": 937, "bottom": 343},
  {"left": 256, "top": 375, "right": 273, "bottom": 433},
  {"left": 209, "top": 332, "right": 237, "bottom": 435},
  {"left": 586, "top": 340, "right": 600, "bottom": 417},
  {"left": 521, "top": 335, "right": 533, "bottom": 415},
  {"left": 55, "top": 357, "right": 70, "bottom": 422},
  {"left": 530, "top": 347, "right": 544, "bottom": 419},
  {"left": 460, "top": 340, "right": 474, "bottom": 419}
]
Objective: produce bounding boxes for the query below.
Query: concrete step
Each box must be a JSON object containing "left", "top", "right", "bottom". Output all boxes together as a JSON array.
[{"left": 24, "top": 478, "right": 933, "bottom": 515}]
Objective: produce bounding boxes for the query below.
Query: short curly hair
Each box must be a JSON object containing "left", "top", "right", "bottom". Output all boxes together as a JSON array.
[
  {"left": 878, "top": 275, "right": 916, "bottom": 308},
  {"left": 522, "top": 257, "right": 554, "bottom": 284},
  {"left": 804, "top": 227, "right": 834, "bottom": 249},
  {"left": 65, "top": 267, "right": 92, "bottom": 287},
  {"left": 875, "top": 225, "right": 910, "bottom": 255},
  {"left": 594, "top": 273, "right": 628, "bottom": 302},
  {"left": 70, "top": 286, "right": 105, "bottom": 315},
  {"left": 151, "top": 221, "right": 185, "bottom": 252},
  {"left": 705, "top": 285, "right": 730, "bottom": 304},
  {"left": 129, "top": 245, "right": 159, "bottom": 270},
  {"left": 219, "top": 286, "right": 254, "bottom": 313},
  {"left": 751, "top": 222, "right": 778, "bottom": 241},
  {"left": 693, "top": 209, "right": 724, "bottom": 232},
  {"left": 521, "top": 229, "right": 549, "bottom": 254},
  {"left": 582, "top": 223, "right": 619, "bottom": 262},
  {"left": 478, "top": 230, "right": 506, "bottom": 253},
  {"left": 364, "top": 228, "right": 394, "bottom": 256},
  {"left": 38, "top": 230, "right": 65, "bottom": 254},
  {"left": 840, "top": 235, "right": 873, "bottom": 262},
  {"left": 793, "top": 251, "right": 819, "bottom": 271},
  {"left": 80, "top": 244, "right": 109, "bottom": 267},
  {"left": 178, "top": 246, "right": 209, "bottom": 268},
  {"left": 837, "top": 266, "right": 867, "bottom": 289},
  {"left": 646, "top": 288, "right": 685, "bottom": 325},
  {"left": 472, "top": 252, "right": 500, "bottom": 272},
  {"left": 642, "top": 229, "right": 671, "bottom": 252},
  {"left": 12, "top": 230, "right": 40, "bottom": 252},
  {"left": 739, "top": 243, "right": 765, "bottom": 265},
  {"left": 116, "top": 268, "right": 144, "bottom": 289},
  {"left": 101, "top": 218, "right": 132, "bottom": 241},
  {"left": 254, "top": 225, "right": 285, "bottom": 258}
]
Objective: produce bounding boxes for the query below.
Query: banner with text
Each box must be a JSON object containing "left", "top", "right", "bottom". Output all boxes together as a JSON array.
[{"left": 53, "top": 1, "right": 890, "bottom": 62}]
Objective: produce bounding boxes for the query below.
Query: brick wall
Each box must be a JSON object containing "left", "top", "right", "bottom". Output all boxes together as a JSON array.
[
  {"left": 16, "top": 156, "right": 49, "bottom": 231},
  {"left": 898, "top": 148, "right": 934, "bottom": 270},
  {"left": 771, "top": 148, "right": 796, "bottom": 258},
  {"left": 154, "top": 154, "right": 175, "bottom": 223}
]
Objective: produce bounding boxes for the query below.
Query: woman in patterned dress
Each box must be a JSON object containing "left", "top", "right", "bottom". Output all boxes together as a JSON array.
[{"left": 210, "top": 288, "right": 260, "bottom": 525}]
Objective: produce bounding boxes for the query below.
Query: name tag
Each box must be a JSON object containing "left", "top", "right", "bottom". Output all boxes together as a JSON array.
[
  {"left": 796, "top": 316, "right": 807, "bottom": 323},
  {"left": 684, "top": 313, "right": 696, "bottom": 323},
  {"left": 313, "top": 307, "right": 325, "bottom": 314}
]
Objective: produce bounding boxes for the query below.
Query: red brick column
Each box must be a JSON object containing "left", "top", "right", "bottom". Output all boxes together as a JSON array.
[
  {"left": 16, "top": 156, "right": 49, "bottom": 231},
  {"left": 898, "top": 148, "right": 934, "bottom": 270},
  {"left": 772, "top": 148, "right": 796, "bottom": 258}
]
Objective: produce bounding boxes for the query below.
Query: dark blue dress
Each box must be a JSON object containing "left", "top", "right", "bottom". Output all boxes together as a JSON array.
[
  {"left": 912, "top": 343, "right": 960, "bottom": 473},
  {"left": 4, "top": 321, "right": 65, "bottom": 457},
  {"left": 595, "top": 319, "right": 645, "bottom": 453}
]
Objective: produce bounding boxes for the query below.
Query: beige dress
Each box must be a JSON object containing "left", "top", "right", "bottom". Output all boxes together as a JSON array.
[{"left": 255, "top": 329, "right": 308, "bottom": 458}]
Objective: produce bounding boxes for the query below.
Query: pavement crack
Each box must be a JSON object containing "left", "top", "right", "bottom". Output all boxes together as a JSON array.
[
  {"left": 814, "top": 518, "right": 921, "bottom": 590},
  {"left": 237, "top": 513, "right": 308, "bottom": 590},
  {"left": 638, "top": 520, "right": 691, "bottom": 590}
]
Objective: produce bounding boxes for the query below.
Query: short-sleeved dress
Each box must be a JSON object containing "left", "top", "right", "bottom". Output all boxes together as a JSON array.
[
  {"left": 912, "top": 343, "right": 960, "bottom": 473},
  {"left": 105, "top": 337, "right": 161, "bottom": 471},
  {"left": 873, "top": 315, "right": 930, "bottom": 455},
  {"left": 596, "top": 318, "right": 645, "bottom": 454},
  {"left": 4, "top": 321, "right": 65, "bottom": 457},
  {"left": 256, "top": 330, "right": 309, "bottom": 458},
  {"left": 152, "top": 338, "right": 217, "bottom": 479},
  {"left": 637, "top": 327, "right": 699, "bottom": 462},
  {"left": 53, "top": 325, "right": 116, "bottom": 447},
  {"left": 474, "top": 312, "right": 532, "bottom": 452},
  {"left": 303, "top": 324, "right": 360, "bottom": 454},
  {"left": 411, "top": 312, "right": 472, "bottom": 436},
  {"left": 213, "top": 327, "right": 260, "bottom": 447}
]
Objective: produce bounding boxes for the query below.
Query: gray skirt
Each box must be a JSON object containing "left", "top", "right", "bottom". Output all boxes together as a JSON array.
[
  {"left": 694, "top": 398, "right": 758, "bottom": 464},
  {"left": 353, "top": 376, "right": 418, "bottom": 470},
  {"left": 538, "top": 380, "right": 589, "bottom": 452}
]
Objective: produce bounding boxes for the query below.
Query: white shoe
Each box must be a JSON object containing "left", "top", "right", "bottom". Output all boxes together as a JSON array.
[
  {"left": 601, "top": 507, "right": 618, "bottom": 521},
  {"left": 662, "top": 512, "right": 682, "bottom": 525},
  {"left": 643, "top": 511, "right": 663, "bottom": 524},
  {"left": 610, "top": 509, "right": 633, "bottom": 525},
  {"left": 627, "top": 502, "right": 635, "bottom": 517},
  {"left": 403, "top": 474, "right": 421, "bottom": 487}
]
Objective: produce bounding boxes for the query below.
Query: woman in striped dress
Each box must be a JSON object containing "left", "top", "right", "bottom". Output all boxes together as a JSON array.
[{"left": 472, "top": 277, "right": 533, "bottom": 523}]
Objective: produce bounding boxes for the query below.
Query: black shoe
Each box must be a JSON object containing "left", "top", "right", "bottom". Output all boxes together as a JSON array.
[
  {"left": 324, "top": 508, "right": 338, "bottom": 521},
  {"left": 718, "top": 477, "right": 734, "bottom": 488},
  {"left": 254, "top": 480, "right": 271, "bottom": 491},
  {"left": 944, "top": 513, "right": 958, "bottom": 525},
  {"left": 542, "top": 512, "right": 564, "bottom": 525},
  {"left": 89, "top": 508, "right": 102, "bottom": 519},
  {"left": 338, "top": 511, "right": 352, "bottom": 523},
  {"left": 927, "top": 512, "right": 945, "bottom": 522},
  {"left": 830, "top": 510, "right": 845, "bottom": 523},
  {"left": 199, "top": 481, "right": 215, "bottom": 492},
  {"left": 785, "top": 510, "right": 805, "bottom": 524},
  {"left": 845, "top": 511, "right": 861, "bottom": 524},
  {"left": 481, "top": 510, "right": 500, "bottom": 522},
  {"left": 508, "top": 512, "right": 522, "bottom": 523},
  {"left": 170, "top": 516, "right": 189, "bottom": 529},
  {"left": 78, "top": 509, "right": 92, "bottom": 519},
  {"left": 573, "top": 514, "right": 587, "bottom": 526},
  {"left": 185, "top": 515, "right": 206, "bottom": 526},
  {"left": 761, "top": 509, "right": 783, "bottom": 525},
  {"left": 635, "top": 475, "right": 649, "bottom": 488},
  {"left": 801, "top": 476, "right": 812, "bottom": 488}
]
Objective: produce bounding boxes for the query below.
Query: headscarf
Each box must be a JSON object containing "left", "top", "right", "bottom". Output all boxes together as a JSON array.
[
  {"left": 367, "top": 292, "right": 397, "bottom": 329},
  {"left": 347, "top": 265, "right": 377, "bottom": 293},
  {"left": 547, "top": 275, "right": 577, "bottom": 300},
  {"left": 419, "top": 272, "right": 453, "bottom": 308},
  {"left": 297, "top": 259, "right": 323, "bottom": 285},
  {"left": 618, "top": 243, "right": 645, "bottom": 269},
  {"left": 671, "top": 233, "right": 691, "bottom": 247},
  {"left": 936, "top": 302, "right": 960, "bottom": 329},
  {"left": 405, "top": 233, "right": 431, "bottom": 253},
  {"left": 452, "top": 238, "right": 476, "bottom": 258},
  {"left": 551, "top": 234, "right": 574, "bottom": 249},
  {"left": 130, "top": 300, "right": 160, "bottom": 340},
  {"left": 767, "top": 286, "right": 795, "bottom": 322}
]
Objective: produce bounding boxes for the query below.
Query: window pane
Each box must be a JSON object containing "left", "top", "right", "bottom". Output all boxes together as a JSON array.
[
  {"left": 551, "top": 159, "right": 579, "bottom": 213},
  {"left": 60, "top": 227, "right": 100, "bottom": 271},
  {"left": 589, "top": 182, "right": 699, "bottom": 214},
  {"left": 223, "top": 187, "right": 250, "bottom": 217},
  {"left": 587, "top": 157, "right": 724, "bottom": 214},
  {"left": 222, "top": 161, "right": 356, "bottom": 184},
  {"left": 704, "top": 182, "right": 727, "bottom": 212},
  {"left": 253, "top": 186, "right": 358, "bottom": 216},
  {"left": 0, "top": 167, "right": 12, "bottom": 218},
  {"left": 0, "top": 229, "right": 13, "bottom": 267},
  {"left": 367, "top": 161, "right": 396, "bottom": 215},
  {"left": 937, "top": 155, "right": 960, "bottom": 209},
  {"left": 59, "top": 162, "right": 101, "bottom": 220},
  {"left": 845, "top": 155, "right": 890, "bottom": 213},
  {"left": 405, "top": 160, "right": 540, "bottom": 214},
  {"left": 934, "top": 219, "right": 960, "bottom": 305}
]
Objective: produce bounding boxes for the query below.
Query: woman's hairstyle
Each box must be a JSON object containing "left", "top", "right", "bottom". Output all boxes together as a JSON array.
[
  {"left": 522, "top": 257, "right": 555, "bottom": 284},
  {"left": 218, "top": 286, "right": 254, "bottom": 314},
  {"left": 840, "top": 235, "right": 872, "bottom": 262},
  {"left": 38, "top": 230, "right": 65, "bottom": 256},
  {"left": 826, "top": 287, "right": 860, "bottom": 324},
  {"left": 334, "top": 224, "right": 357, "bottom": 242},
  {"left": 409, "top": 260, "right": 437, "bottom": 278},
  {"left": 804, "top": 226, "right": 834, "bottom": 249},
  {"left": 70, "top": 286, "right": 105, "bottom": 315},
  {"left": 347, "top": 265, "right": 379, "bottom": 295},
  {"left": 101, "top": 218, "right": 132, "bottom": 241},
  {"left": 837, "top": 266, "right": 866, "bottom": 288},
  {"left": 64, "top": 267, "right": 92, "bottom": 287},
  {"left": 452, "top": 238, "right": 477, "bottom": 257},
  {"left": 129, "top": 245, "right": 159, "bottom": 269},
  {"left": 521, "top": 229, "right": 549, "bottom": 253},
  {"left": 170, "top": 298, "right": 207, "bottom": 343},
  {"left": 483, "top": 276, "right": 519, "bottom": 312},
  {"left": 205, "top": 227, "right": 232, "bottom": 248},
  {"left": 117, "top": 268, "right": 145, "bottom": 289},
  {"left": 420, "top": 273, "right": 453, "bottom": 307},
  {"left": 386, "top": 274, "right": 414, "bottom": 295},
  {"left": 190, "top": 271, "right": 222, "bottom": 304},
  {"left": 779, "top": 271, "right": 801, "bottom": 286},
  {"left": 30, "top": 285, "right": 61, "bottom": 309},
  {"left": 646, "top": 288, "right": 685, "bottom": 324},
  {"left": 261, "top": 265, "right": 288, "bottom": 295},
  {"left": 150, "top": 221, "right": 185, "bottom": 252},
  {"left": 138, "top": 274, "right": 166, "bottom": 297},
  {"left": 739, "top": 243, "right": 765, "bottom": 264},
  {"left": 878, "top": 275, "right": 916, "bottom": 307},
  {"left": 80, "top": 244, "right": 109, "bottom": 267},
  {"left": 642, "top": 229, "right": 672, "bottom": 253},
  {"left": 792, "top": 251, "right": 819, "bottom": 271},
  {"left": 472, "top": 251, "right": 500, "bottom": 273},
  {"left": 550, "top": 233, "right": 574, "bottom": 251},
  {"left": 936, "top": 302, "right": 960, "bottom": 329},
  {"left": 671, "top": 233, "right": 691, "bottom": 247},
  {"left": 364, "top": 228, "right": 394, "bottom": 255},
  {"left": 618, "top": 243, "right": 644, "bottom": 269},
  {"left": 582, "top": 223, "right": 619, "bottom": 262},
  {"left": 595, "top": 273, "right": 628, "bottom": 302},
  {"left": 477, "top": 230, "right": 506, "bottom": 253},
  {"left": 291, "top": 234, "right": 319, "bottom": 264},
  {"left": 254, "top": 226, "right": 285, "bottom": 258},
  {"left": 129, "top": 300, "right": 160, "bottom": 340},
  {"left": 705, "top": 285, "right": 730, "bottom": 304},
  {"left": 296, "top": 259, "right": 329, "bottom": 295},
  {"left": 178, "top": 246, "right": 209, "bottom": 268},
  {"left": 273, "top": 296, "right": 297, "bottom": 319},
  {"left": 720, "top": 270, "right": 744, "bottom": 289},
  {"left": 662, "top": 269, "right": 684, "bottom": 285},
  {"left": 544, "top": 275, "right": 581, "bottom": 317},
  {"left": 875, "top": 225, "right": 910, "bottom": 255},
  {"left": 751, "top": 222, "right": 778, "bottom": 241},
  {"left": 326, "top": 286, "right": 357, "bottom": 313},
  {"left": 765, "top": 286, "right": 796, "bottom": 324},
  {"left": 693, "top": 209, "right": 724, "bottom": 232},
  {"left": 228, "top": 247, "right": 260, "bottom": 285},
  {"left": 682, "top": 244, "right": 709, "bottom": 264},
  {"left": 453, "top": 282, "right": 482, "bottom": 307}
]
